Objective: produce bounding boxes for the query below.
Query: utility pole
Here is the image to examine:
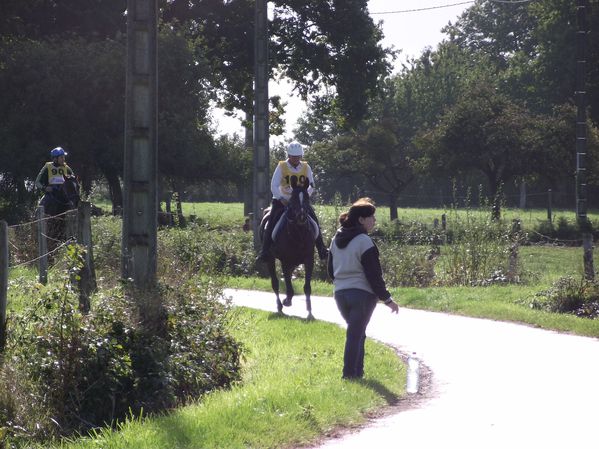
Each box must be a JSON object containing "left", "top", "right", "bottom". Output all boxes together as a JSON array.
[
  {"left": 122, "top": 0, "right": 158, "bottom": 287},
  {"left": 575, "top": 0, "right": 594, "bottom": 279},
  {"left": 252, "top": 0, "right": 270, "bottom": 251}
]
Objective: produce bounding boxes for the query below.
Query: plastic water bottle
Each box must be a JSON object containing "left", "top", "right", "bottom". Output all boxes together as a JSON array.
[{"left": 406, "top": 352, "right": 419, "bottom": 394}]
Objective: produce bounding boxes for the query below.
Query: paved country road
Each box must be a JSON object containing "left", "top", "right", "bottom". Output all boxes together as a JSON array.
[{"left": 224, "top": 289, "right": 599, "bottom": 449}]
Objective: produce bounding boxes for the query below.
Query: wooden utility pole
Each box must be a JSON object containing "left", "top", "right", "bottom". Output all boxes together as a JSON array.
[
  {"left": 122, "top": 0, "right": 158, "bottom": 287},
  {"left": 575, "top": 0, "right": 594, "bottom": 279},
  {"left": 252, "top": 0, "right": 270, "bottom": 250}
]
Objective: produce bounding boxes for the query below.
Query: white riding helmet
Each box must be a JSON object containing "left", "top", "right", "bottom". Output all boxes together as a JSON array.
[{"left": 286, "top": 141, "right": 304, "bottom": 157}]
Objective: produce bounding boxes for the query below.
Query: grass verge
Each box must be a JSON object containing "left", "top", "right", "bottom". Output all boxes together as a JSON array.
[
  {"left": 55, "top": 307, "right": 404, "bottom": 449},
  {"left": 225, "top": 275, "right": 599, "bottom": 338}
]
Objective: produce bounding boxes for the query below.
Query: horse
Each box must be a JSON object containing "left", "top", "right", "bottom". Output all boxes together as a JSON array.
[
  {"left": 259, "top": 178, "right": 317, "bottom": 320},
  {"left": 39, "top": 176, "right": 81, "bottom": 242}
]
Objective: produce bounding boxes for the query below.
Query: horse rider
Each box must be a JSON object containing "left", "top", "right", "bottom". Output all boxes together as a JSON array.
[
  {"left": 35, "top": 146, "right": 75, "bottom": 209},
  {"left": 256, "top": 141, "right": 329, "bottom": 263}
]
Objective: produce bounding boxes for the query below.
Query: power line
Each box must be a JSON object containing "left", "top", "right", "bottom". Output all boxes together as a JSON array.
[
  {"left": 370, "top": 1, "right": 474, "bottom": 15},
  {"left": 370, "top": 0, "right": 534, "bottom": 15}
]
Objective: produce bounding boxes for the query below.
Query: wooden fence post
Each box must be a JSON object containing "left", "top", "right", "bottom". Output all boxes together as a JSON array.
[
  {"left": 0, "top": 220, "right": 8, "bottom": 352},
  {"left": 77, "top": 201, "right": 96, "bottom": 313},
  {"left": 507, "top": 219, "right": 522, "bottom": 283},
  {"left": 66, "top": 210, "right": 77, "bottom": 240},
  {"left": 547, "top": 189, "right": 553, "bottom": 223},
  {"left": 37, "top": 206, "right": 48, "bottom": 285}
]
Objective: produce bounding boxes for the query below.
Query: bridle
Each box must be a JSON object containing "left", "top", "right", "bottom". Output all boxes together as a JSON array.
[{"left": 287, "top": 189, "right": 309, "bottom": 226}]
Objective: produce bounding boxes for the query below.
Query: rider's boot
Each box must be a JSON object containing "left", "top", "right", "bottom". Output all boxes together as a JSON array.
[
  {"left": 256, "top": 225, "right": 273, "bottom": 263},
  {"left": 315, "top": 233, "right": 329, "bottom": 260}
]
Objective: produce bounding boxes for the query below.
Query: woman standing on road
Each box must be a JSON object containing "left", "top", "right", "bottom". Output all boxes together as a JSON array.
[{"left": 327, "top": 198, "right": 399, "bottom": 379}]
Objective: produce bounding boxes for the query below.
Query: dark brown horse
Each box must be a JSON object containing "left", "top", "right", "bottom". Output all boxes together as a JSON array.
[
  {"left": 259, "top": 179, "right": 317, "bottom": 320},
  {"left": 39, "top": 176, "right": 80, "bottom": 241}
]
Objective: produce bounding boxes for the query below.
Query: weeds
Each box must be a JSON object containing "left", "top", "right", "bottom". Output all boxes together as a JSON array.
[
  {"left": 528, "top": 276, "right": 599, "bottom": 318},
  {"left": 1, "top": 251, "right": 241, "bottom": 445}
]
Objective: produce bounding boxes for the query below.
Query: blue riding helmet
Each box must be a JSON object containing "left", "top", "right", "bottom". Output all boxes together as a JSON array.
[{"left": 50, "top": 147, "right": 67, "bottom": 158}]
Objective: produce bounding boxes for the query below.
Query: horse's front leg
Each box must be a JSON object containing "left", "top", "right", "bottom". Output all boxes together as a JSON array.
[
  {"left": 282, "top": 264, "right": 294, "bottom": 307},
  {"left": 304, "top": 257, "right": 314, "bottom": 320},
  {"left": 267, "top": 259, "right": 283, "bottom": 313}
]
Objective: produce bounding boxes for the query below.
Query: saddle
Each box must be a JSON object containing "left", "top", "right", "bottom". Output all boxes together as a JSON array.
[{"left": 260, "top": 207, "right": 319, "bottom": 242}]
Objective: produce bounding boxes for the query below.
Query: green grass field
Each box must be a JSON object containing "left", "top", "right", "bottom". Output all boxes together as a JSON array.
[
  {"left": 56, "top": 307, "right": 403, "bottom": 449},
  {"left": 5, "top": 201, "right": 599, "bottom": 449}
]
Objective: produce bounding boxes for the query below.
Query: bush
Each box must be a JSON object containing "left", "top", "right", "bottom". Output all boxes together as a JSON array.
[
  {"left": 528, "top": 276, "right": 599, "bottom": 318},
  {"left": 378, "top": 242, "right": 438, "bottom": 287},
  {"left": 530, "top": 216, "right": 599, "bottom": 245},
  {"left": 0, "top": 250, "right": 242, "bottom": 443},
  {"left": 159, "top": 222, "right": 255, "bottom": 277},
  {"left": 376, "top": 219, "right": 445, "bottom": 245},
  {"left": 91, "top": 215, "right": 122, "bottom": 281},
  {"left": 435, "top": 212, "right": 520, "bottom": 286}
]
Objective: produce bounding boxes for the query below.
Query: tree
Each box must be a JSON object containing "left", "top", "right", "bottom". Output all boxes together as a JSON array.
[
  {"left": 163, "top": 0, "right": 391, "bottom": 129},
  {"left": 0, "top": 37, "right": 126, "bottom": 209},
  {"left": 0, "top": 0, "right": 126, "bottom": 40},
  {"left": 157, "top": 29, "right": 217, "bottom": 219},
  {"left": 0, "top": 29, "right": 217, "bottom": 213},
  {"left": 420, "top": 83, "right": 572, "bottom": 219}
]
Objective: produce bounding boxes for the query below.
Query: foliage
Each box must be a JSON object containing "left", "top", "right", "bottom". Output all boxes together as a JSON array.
[
  {"left": 0, "top": 248, "right": 241, "bottom": 443},
  {"left": 435, "top": 207, "right": 521, "bottom": 286},
  {"left": 376, "top": 219, "right": 445, "bottom": 246},
  {"left": 377, "top": 242, "right": 438, "bottom": 288},
  {"left": 0, "top": 0, "right": 126, "bottom": 40},
  {"left": 530, "top": 216, "right": 599, "bottom": 245},
  {"left": 419, "top": 82, "right": 574, "bottom": 219},
  {"left": 91, "top": 215, "right": 122, "bottom": 281},
  {"left": 528, "top": 276, "right": 599, "bottom": 318},
  {"left": 46, "top": 308, "right": 402, "bottom": 449},
  {"left": 159, "top": 222, "right": 256, "bottom": 277}
]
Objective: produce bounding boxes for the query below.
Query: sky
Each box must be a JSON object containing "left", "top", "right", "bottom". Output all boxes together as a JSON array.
[{"left": 213, "top": 0, "right": 473, "bottom": 139}]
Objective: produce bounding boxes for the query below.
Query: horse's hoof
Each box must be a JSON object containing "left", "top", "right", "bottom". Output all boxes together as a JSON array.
[
  {"left": 306, "top": 314, "right": 315, "bottom": 321},
  {"left": 283, "top": 298, "right": 292, "bottom": 307}
]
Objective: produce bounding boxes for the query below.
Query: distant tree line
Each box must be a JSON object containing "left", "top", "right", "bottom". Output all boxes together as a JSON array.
[
  {"left": 299, "top": 0, "right": 599, "bottom": 218},
  {"left": 0, "top": 0, "right": 388, "bottom": 221},
  {"left": 1, "top": 0, "right": 598, "bottom": 222}
]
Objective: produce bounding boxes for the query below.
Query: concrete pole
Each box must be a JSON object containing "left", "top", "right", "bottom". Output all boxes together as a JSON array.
[
  {"left": 0, "top": 221, "right": 8, "bottom": 351},
  {"left": 122, "top": 0, "right": 158, "bottom": 288},
  {"left": 575, "top": 0, "right": 594, "bottom": 279},
  {"left": 252, "top": 0, "right": 270, "bottom": 251}
]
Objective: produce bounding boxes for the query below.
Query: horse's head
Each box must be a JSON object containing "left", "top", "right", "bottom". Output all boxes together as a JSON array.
[
  {"left": 62, "top": 176, "right": 80, "bottom": 208},
  {"left": 287, "top": 178, "right": 310, "bottom": 226}
]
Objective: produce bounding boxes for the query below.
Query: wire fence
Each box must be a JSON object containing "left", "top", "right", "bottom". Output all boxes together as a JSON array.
[
  {"left": 7, "top": 208, "right": 76, "bottom": 271},
  {"left": 1, "top": 202, "right": 96, "bottom": 351}
]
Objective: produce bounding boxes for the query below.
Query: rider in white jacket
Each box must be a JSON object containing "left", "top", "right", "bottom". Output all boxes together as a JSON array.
[{"left": 256, "top": 141, "right": 328, "bottom": 262}]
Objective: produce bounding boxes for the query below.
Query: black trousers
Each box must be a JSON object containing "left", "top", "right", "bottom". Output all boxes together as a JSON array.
[{"left": 334, "top": 288, "right": 378, "bottom": 378}]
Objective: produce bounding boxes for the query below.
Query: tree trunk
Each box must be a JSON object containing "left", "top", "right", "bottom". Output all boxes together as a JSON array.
[
  {"left": 519, "top": 180, "right": 526, "bottom": 209},
  {"left": 488, "top": 179, "right": 501, "bottom": 221},
  {"left": 104, "top": 170, "right": 123, "bottom": 215},
  {"left": 389, "top": 194, "right": 398, "bottom": 221},
  {"left": 15, "top": 176, "right": 28, "bottom": 204}
]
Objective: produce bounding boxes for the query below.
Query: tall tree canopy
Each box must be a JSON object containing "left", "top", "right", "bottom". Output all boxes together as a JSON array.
[{"left": 162, "top": 0, "right": 391, "bottom": 128}]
